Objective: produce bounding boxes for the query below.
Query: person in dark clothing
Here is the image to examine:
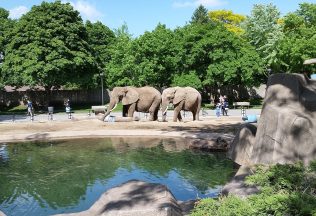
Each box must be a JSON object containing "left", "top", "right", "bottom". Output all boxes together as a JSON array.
[
  {"left": 27, "top": 100, "right": 34, "bottom": 116},
  {"left": 221, "top": 95, "right": 228, "bottom": 116}
]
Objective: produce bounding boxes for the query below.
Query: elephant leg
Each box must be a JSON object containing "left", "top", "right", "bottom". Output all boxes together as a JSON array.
[
  {"left": 149, "top": 98, "right": 161, "bottom": 121},
  {"left": 153, "top": 109, "right": 159, "bottom": 121},
  {"left": 195, "top": 99, "right": 201, "bottom": 121},
  {"left": 192, "top": 110, "right": 197, "bottom": 121},
  {"left": 122, "top": 105, "right": 129, "bottom": 117},
  {"left": 177, "top": 112, "right": 183, "bottom": 122},
  {"left": 127, "top": 103, "right": 136, "bottom": 117},
  {"left": 173, "top": 101, "right": 184, "bottom": 122},
  {"left": 148, "top": 108, "right": 155, "bottom": 121}
]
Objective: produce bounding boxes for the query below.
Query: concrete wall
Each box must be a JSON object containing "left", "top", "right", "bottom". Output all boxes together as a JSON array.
[
  {"left": 203, "top": 84, "right": 266, "bottom": 103},
  {"left": 0, "top": 89, "right": 110, "bottom": 108}
]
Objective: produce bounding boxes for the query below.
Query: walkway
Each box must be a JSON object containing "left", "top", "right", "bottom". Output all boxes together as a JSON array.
[{"left": 0, "top": 108, "right": 261, "bottom": 123}]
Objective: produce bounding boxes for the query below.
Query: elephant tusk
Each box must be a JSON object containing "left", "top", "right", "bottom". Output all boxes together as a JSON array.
[
  {"left": 110, "top": 103, "right": 118, "bottom": 112},
  {"left": 162, "top": 107, "right": 168, "bottom": 115}
]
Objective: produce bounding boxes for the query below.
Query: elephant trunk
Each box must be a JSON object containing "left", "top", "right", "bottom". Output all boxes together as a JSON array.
[
  {"left": 161, "top": 101, "right": 169, "bottom": 122},
  {"left": 100, "top": 101, "right": 117, "bottom": 121}
]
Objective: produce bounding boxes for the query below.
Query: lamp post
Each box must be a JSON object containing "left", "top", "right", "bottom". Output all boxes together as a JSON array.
[{"left": 100, "top": 72, "right": 104, "bottom": 105}]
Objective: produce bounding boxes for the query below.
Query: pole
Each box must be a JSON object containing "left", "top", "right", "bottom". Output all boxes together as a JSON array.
[{"left": 101, "top": 74, "right": 104, "bottom": 105}]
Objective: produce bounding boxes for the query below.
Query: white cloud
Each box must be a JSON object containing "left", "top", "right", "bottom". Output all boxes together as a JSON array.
[
  {"left": 173, "top": 0, "right": 226, "bottom": 8},
  {"left": 64, "top": 0, "right": 103, "bottom": 22},
  {"left": 9, "top": 6, "right": 29, "bottom": 19}
]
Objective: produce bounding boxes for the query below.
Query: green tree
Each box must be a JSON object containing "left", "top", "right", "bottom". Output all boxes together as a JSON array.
[
  {"left": 0, "top": 8, "right": 15, "bottom": 88},
  {"left": 172, "top": 71, "right": 203, "bottom": 90},
  {"left": 105, "top": 24, "right": 136, "bottom": 88},
  {"left": 191, "top": 5, "right": 209, "bottom": 24},
  {"left": 208, "top": 10, "right": 246, "bottom": 35},
  {"left": 243, "top": 4, "right": 283, "bottom": 73},
  {"left": 1, "top": 1, "right": 96, "bottom": 90},
  {"left": 277, "top": 3, "right": 316, "bottom": 73},
  {"left": 85, "top": 21, "right": 115, "bottom": 86},
  {"left": 132, "top": 24, "right": 182, "bottom": 87},
  {"left": 0, "top": 8, "right": 10, "bottom": 58},
  {"left": 176, "top": 23, "right": 264, "bottom": 97},
  {"left": 106, "top": 23, "right": 183, "bottom": 88}
]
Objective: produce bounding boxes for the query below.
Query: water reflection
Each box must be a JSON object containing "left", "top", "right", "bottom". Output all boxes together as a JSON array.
[
  {"left": 0, "top": 144, "right": 9, "bottom": 164},
  {"left": 0, "top": 137, "right": 236, "bottom": 216}
]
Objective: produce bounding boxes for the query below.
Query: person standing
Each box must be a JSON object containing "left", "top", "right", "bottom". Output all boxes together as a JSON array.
[
  {"left": 215, "top": 102, "right": 221, "bottom": 117},
  {"left": 27, "top": 100, "right": 34, "bottom": 118},
  {"left": 221, "top": 95, "right": 229, "bottom": 116}
]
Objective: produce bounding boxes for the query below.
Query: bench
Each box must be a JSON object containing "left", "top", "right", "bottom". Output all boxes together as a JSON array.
[
  {"left": 91, "top": 105, "right": 108, "bottom": 115},
  {"left": 233, "top": 102, "right": 250, "bottom": 117},
  {"left": 233, "top": 102, "right": 250, "bottom": 109}
]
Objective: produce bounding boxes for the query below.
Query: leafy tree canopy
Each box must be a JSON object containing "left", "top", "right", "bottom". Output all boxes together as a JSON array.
[
  {"left": 105, "top": 24, "right": 136, "bottom": 88},
  {"left": 277, "top": 3, "right": 316, "bottom": 73},
  {"left": 172, "top": 71, "right": 203, "bottom": 90},
  {"left": 1, "top": 1, "right": 96, "bottom": 90},
  {"left": 106, "top": 23, "right": 183, "bottom": 88},
  {"left": 177, "top": 23, "right": 264, "bottom": 90},
  {"left": 191, "top": 5, "right": 210, "bottom": 24},
  {"left": 208, "top": 10, "right": 246, "bottom": 35},
  {"left": 132, "top": 23, "right": 183, "bottom": 88},
  {"left": 0, "top": 7, "right": 15, "bottom": 88},
  {"left": 243, "top": 3, "right": 283, "bottom": 73},
  {"left": 85, "top": 21, "right": 115, "bottom": 86}
]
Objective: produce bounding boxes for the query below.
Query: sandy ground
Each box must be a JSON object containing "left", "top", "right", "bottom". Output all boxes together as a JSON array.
[{"left": 0, "top": 116, "right": 242, "bottom": 143}]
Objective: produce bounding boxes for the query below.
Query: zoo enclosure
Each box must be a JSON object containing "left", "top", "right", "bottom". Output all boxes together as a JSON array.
[{"left": 0, "top": 88, "right": 110, "bottom": 109}]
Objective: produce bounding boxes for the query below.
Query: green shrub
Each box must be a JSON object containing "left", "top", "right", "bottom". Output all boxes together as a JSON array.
[
  {"left": 190, "top": 161, "right": 316, "bottom": 216},
  {"left": 190, "top": 196, "right": 254, "bottom": 216}
]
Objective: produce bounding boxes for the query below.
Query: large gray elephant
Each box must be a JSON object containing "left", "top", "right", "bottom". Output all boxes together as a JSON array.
[
  {"left": 161, "top": 87, "right": 201, "bottom": 122},
  {"left": 100, "top": 86, "right": 161, "bottom": 121}
]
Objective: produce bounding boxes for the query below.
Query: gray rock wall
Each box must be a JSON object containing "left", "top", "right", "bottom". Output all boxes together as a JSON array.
[
  {"left": 230, "top": 73, "right": 316, "bottom": 165},
  {"left": 54, "top": 180, "right": 183, "bottom": 216},
  {"left": 227, "top": 123, "right": 257, "bottom": 165},
  {"left": 252, "top": 73, "right": 316, "bottom": 164}
]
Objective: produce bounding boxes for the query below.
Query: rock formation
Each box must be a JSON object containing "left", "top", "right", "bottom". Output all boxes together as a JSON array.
[
  {"left": 54, "top": 180, "right": 191, "bottom": 216},
  {"left": 229, "top": 73, "right": 316, "bottom": 165}
]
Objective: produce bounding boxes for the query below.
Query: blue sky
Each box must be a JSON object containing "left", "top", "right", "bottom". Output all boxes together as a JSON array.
[{"left": 1, "top": 0, "right": 315, "bottom": 37}]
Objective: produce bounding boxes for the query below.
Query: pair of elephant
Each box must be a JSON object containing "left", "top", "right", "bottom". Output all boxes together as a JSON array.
[{"left": 100, "top": 86, "right": 201, "bottom": 122}]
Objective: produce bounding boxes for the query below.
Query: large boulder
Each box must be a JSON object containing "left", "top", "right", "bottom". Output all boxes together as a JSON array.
[
  {"left": 227, "top": 123, "right": 257, "bottom": 165},
  {"left": 251, "top": 73, "right": 316, "bottom": 164},
  {"left": 230, "top": 73, "right": 316, "bottom": 165},
  {"left": 221, "top": 165, "right": 259, "bottom": 198},
  {"left": 54, "top": 180, "right": 183, "bottom": 216}
]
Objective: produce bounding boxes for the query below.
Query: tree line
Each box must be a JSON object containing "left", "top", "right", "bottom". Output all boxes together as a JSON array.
[{"left": 0, "top": 1, "right": 315, "bottom": 96}]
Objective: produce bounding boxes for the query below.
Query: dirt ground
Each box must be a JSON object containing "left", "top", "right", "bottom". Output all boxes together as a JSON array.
[{"left": 0, "top": 116, "right": 242, "bottom": 143}]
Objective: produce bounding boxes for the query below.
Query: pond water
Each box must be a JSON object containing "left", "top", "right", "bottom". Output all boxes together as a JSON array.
[{"left": 0, "top": 137, "right": 237, "bottom": 216}]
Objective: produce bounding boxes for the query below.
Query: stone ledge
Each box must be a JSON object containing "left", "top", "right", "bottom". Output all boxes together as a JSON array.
[
  {"left": 54, "top": 180, "right": 187, "bottom": 216},
  {"left": 221, "top": 165, "right": 259, "bottom": 198}
]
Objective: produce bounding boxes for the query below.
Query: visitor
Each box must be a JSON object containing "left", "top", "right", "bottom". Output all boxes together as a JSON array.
[
  {"left": 219, "top": 95, "right": 224, "bottom": 104},
  {"left": 27, "top": 100, "right": 34, "bottom": 116},
  {"left": 65, "top": 98, "right": 71, "bottom": 113},
  {"left": 221, "top": 95, "right": 229, "bottom": 116},
  {"left": 215, "top": 103, "right": 221, "bottom": 117}
]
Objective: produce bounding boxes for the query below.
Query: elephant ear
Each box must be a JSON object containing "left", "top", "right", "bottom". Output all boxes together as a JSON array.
[
  {"left": 122, "top": 87, "right": 139, "bottom": 105},
  {"left": 173, "top": 87, "right": 186, "bottom": 105}
]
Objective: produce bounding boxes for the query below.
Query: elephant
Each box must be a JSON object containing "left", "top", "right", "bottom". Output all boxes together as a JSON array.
[
  {"left": 161, "top": 87, "right": 201, "bottom": 122},
  {"left": 100, "top": 86, "right": 161, "bottom": 121}
]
